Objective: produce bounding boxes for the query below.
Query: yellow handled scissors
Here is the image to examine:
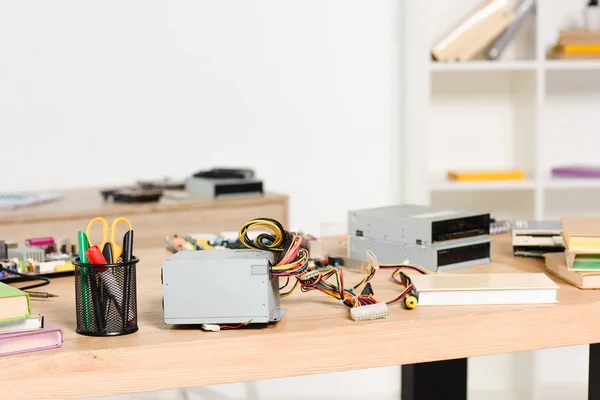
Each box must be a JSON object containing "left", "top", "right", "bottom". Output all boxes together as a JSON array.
[{"left": 86, "top": 217, "right": 133, "bottom": 262}]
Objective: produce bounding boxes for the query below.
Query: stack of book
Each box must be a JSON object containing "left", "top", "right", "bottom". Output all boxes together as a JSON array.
[
  {"left": 544, "top": 217, "right": 600, "bottom": 289},
  {"left": 549, "top": 30, "right": 600, "bottom": 59},
  {"left": 432, "top": 0, "right": 535, "bottom": 62},
  {"left": 0, "top": 282, "right": 63, "bottom": 357}
]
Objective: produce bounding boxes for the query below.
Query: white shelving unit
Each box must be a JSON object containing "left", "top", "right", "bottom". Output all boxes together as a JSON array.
[{"left": 401, "top": 0, "right": 600, "bottom": 221}]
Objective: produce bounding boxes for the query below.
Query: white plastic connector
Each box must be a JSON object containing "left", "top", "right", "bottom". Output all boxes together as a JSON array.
[
  {"left": 201, "top": 324, "right": 221, "bottom": 332},
  {"left": 300, "top": 270, "right": 320, "bottom": 280},
  {"left": 366, "top": 250, "right": 379, "bottom": 269},
  {"left": 349, "top": 303, "right": 390, "bottom": 322}
]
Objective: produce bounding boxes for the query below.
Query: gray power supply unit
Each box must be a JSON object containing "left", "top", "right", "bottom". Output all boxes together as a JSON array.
[
  {"left": 349, "top": 204, "right": 490, "bottom": 246},
  {"left": 162, "top": 249, "right": 286, "bottom": 325},
  {"left": 349, "top": 235, "right": 492, "bottom": 272}
]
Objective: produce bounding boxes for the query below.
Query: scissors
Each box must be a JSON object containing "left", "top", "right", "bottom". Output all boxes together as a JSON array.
[{"left": 86, "top": 217, "right": 133, "bottom": 263}]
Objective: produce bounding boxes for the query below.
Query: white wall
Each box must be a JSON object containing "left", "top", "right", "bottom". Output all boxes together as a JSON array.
[
  {"left": 2, "top": 1, "right": 404, "bottom": 399},
  {"left": 0, "top": 0, "right": 401, "bottom": 234},
  {"left": 2, "top": 1, "right": 594, "bottom": 399}
]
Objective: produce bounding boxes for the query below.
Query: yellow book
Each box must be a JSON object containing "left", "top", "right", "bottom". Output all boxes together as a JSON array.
[
  {"left": 558, "top": 44, "right": 600, "bottom": 54},
  {"left": 561, "top": 217, "right": 600, "bottom": 252},
  {"left": 447, "top": 170, "right": 525, "bottom": 181}
]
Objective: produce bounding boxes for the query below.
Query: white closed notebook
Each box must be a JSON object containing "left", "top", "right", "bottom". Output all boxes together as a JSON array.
[
  {"left": 411, "top": 273, "right": 559, "bottom": 306},
  {"left": 0, "top": 314, "right": 44, "bottom": 334}
]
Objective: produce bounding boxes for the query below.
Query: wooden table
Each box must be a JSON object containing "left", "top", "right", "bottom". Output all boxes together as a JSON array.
[
  {"left": 0, "top": 188, "right": 289, "bottom": 249},
  {"left": 3, "top": 234, "right": 600, "bottom": 400}
]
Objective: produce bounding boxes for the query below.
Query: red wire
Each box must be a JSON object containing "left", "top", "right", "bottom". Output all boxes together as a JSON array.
[{"left": 220, "top": 320, "right": 251, "bottom": 329}]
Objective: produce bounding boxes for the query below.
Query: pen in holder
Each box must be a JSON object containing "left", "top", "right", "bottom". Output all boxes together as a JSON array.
[{"left": 73, "top": 255, "right": 139, "bottom": 336}]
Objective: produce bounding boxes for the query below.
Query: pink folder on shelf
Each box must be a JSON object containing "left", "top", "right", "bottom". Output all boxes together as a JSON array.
[
  {"left": 0, "top": 324, "right": 63, "bottom": 357},
  {"left": 551, "top": 165, "right": 600, "bottom": 178}
]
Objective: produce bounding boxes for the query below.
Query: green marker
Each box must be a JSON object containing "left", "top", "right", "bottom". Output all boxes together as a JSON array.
[{"left": 77, "top": 230, "right": 91, "bottom": 330}]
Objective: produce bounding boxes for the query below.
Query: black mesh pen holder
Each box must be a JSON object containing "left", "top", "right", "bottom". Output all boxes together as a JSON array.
[{"left": 72, "top": 256, "right": 139, "bottom": 336}]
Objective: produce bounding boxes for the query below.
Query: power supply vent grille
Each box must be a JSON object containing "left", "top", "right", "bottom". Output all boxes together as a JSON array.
[{"left": 268, "top": 275, "right": 279, "bottom": 317}]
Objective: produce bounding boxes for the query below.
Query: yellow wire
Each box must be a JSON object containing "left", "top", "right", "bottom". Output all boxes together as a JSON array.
[
  {"left": 238, "top": 219, "right": 285, "bottom": 251},
  {"left": 280, "top": 280, "right": 300, "bottom": 298}
]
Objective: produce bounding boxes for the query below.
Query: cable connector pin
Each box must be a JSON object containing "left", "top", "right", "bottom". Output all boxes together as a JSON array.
[
  {"left": 201, "top": 324, "right": 221, "bottom": 332},
  {"left": 299, "top": 270, "right": 320, "bottom": 281},
  {"left": 349, "top": 303, "right": 389, "bottom": 322},
  {"left": 366, "top": 250, "right": 379, "bottom": 270}
]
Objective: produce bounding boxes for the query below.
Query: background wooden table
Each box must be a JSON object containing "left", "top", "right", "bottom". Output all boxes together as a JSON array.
[
  {"left": 3, "top": 234, "right": 600, "bottom": 399},
  {"left": 0, "top": 188, "right": 289, "bottom": 249}
]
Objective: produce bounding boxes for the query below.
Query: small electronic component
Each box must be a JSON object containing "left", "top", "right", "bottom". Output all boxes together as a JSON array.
[
  {"left": 349, "top": 204, "right": 490, "bottom": 245},
  {"left": 512, "top": 220, "right": 564, "bottom": 258},
  {"left": 165, "top": 233, "right": 246, "bottom": 253},
  {"left": 490, "top": 219, "right": 511, "bottom": 235},
  {"left": 24, "top": 237, "right": 57, "bottom": 255},
  {"left": 349, "top": 205, "right": 492, "bottom": 272},
  {"left": 0, "top": 239, "right": 6, "bottom": 259},
  {"left": 45, "top": 253, "right": 72, "bottom": 262},
  {"left": 58, "top": 237, "right": 71, "bottom": 254},
  {"left": 8, "top": 247, "right": 45, "bottom": 263},
  {"left": 24, "top": 237, "right": 55, "bottom": 248},
  {"left": 37, "top": 261, "right": 67, "bottom": 274},
  {"left": 101, "top": 188, "right": 163, "bottom": 203},
  {"left": 136, "top": 177, "right": 185, "bottom": 190},
  {"left": 350, "top": 235, "right": 491, "bottom": 273},
  {"left": 185, "top": 168, "right": 264, "bottom": 198},
  {"left": 0, "top": 237, "right": 76, "bottom": 284}
]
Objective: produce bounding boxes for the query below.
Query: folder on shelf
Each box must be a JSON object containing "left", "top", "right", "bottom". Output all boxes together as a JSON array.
[
  {"left": 432, "top": 0, "right": 516, "bottom": 62},
  {"left": 561, "top": 217, "right": 600, "bottom": 253},
  {"left": 544, "top": 252, "right": 600, "bottom": 289},
  {"left": 447, "top": 169, "right": 525, "bottom": 182},
  {"left": 552, "top": 165, "right": 600, "bottom": 179}
]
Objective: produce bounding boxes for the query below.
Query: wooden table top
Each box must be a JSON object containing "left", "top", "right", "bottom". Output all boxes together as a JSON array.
[
  {"left": 0, "top": 187, "right": 288, "bottom": 224},
  {"left": 4, "top": 234, "right": 600, "bottom": 400}
]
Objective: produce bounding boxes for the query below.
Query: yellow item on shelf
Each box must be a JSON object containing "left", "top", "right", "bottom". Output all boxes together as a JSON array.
[
  {"left": 558, "top": 44, "right": 600, "bottom": 54},
  {"left": 447, "top": 170, "right": 525, "bottom": 181}
]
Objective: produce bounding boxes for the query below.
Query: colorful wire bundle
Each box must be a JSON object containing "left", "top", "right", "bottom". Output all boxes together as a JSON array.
[
  {"left": 238, "top": 218, "right": 309, "bottom": 277},
  {"left": 238, "top": 218, "right": 429, "bottom": 310}
]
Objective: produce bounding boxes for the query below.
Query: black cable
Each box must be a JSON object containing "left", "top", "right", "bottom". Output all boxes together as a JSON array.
[
  {"left": 0, "top": 264, "right": 50, "bottom": 291},
  {"left": 279, "top": 276, "right": 290, "bottom": 290}
]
